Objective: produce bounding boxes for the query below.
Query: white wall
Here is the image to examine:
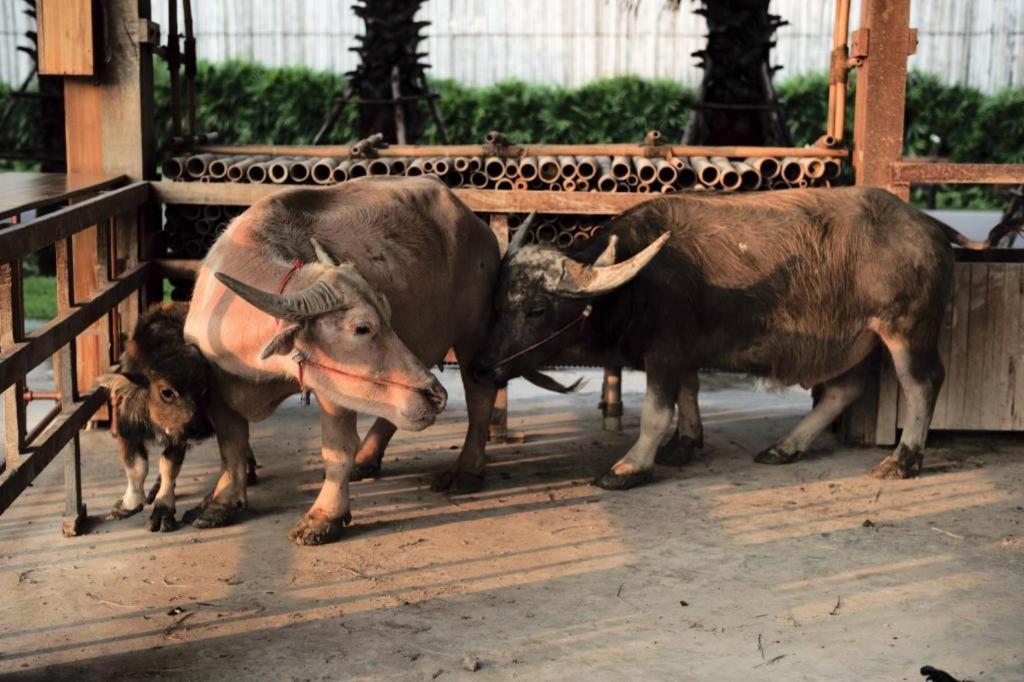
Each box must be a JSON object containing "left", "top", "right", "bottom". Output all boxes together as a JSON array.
[{"left": 2, "top": 1, "right": 1022, "bottom": 92}]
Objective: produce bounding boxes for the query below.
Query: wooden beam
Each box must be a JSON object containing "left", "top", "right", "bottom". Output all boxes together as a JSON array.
[
  {"left": 0, "top": 172, "right": 126, "bottom": 219},
  {"left": 37, "top": 0, "right": 99, "bottom": 76},
  {"left": 893, "top": 162, "right": 1024, "bottom": 185},
  {"left": 195, "top": 143, "right": 849, "bottom": 160},
  {"left": 0, "top": 263, "right": 151, "bottom": 395},
  {"left": 0, "top": 183, "right": 149, "bottom": 262},
  {"left": 152, "top": 181, "right": 658, "bottom": 215}
]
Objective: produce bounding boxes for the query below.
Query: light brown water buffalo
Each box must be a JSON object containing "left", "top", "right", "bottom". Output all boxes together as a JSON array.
[{"left": 184, "top": 176, "right": 500, "bottom": 544}]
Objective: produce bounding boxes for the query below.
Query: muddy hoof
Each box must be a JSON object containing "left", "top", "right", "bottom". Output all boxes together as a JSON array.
[
  {"left": 655, "top": 434, "right": 698, "bottom": 466},
  {"left": 186, "top": 502, "right": 239, "bottom": 529},
  {"left": 147, "top": 505, "right": 178, "bottom": 533},
  {"left": 431, "top": 468, "right": 485, "bottom": 494},
  {"left": 593, "top": 468, "right": 654, "bottom": 491},
  {"left": 109, "top": 499, "right": 144, "bottom": 519},
  {"left": 288, "top": 509, "right": 351, "bottom": 546},
  {"left": 350, "top": 459, "right": 382, "bottom": 482},
  {"left": 754, "top": 446, "right": 802, "bottom": 465},
  {"left": 870, "top": 445, "right": 923, "bottom": 480}
]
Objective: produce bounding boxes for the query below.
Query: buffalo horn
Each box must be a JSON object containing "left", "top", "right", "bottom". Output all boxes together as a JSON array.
[
  {"left": 215, "top": 272, "right": 343, "bottom": 321},
  {"left": 549, "top": 232, "right": 671, "bottom": 298},
  {"left": 593, "top": 235, "right": 618, "bottom": 267},
  {"left": 522, "top": 369, "right": 586, "bottom": 394},
  {"left": 505, "top": 211, "right": 537, "bottom": 257},
  {"left": 310, "top": 237, "right": 337, "bottom": 266}
]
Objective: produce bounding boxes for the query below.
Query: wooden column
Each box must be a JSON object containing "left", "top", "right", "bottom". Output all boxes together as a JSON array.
[
  {"left": 489, "top": 388, "right": 508, "bottom": 442},
  {"left": 601, "top": 367, "right": 622, "bottom": 431},
  {"left": 60, "top": 0, "right": 156, "bottom": 420},
  {"left": 487, "top": 213, "right": 511, "bottom": 442},
  {"left": 843, "top": 0, "right": 913, "bottom": 446}
]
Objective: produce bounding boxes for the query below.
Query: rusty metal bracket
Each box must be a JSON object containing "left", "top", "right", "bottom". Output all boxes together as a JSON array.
[
  {"left": 907, "top": 28, "right": 918, "bottom": 56},
  {"left": 137, "top": 19, "right": 161, "bottom": 46},
  {"left": 850, "top": 28, "right": 869, "bottom": 60}
]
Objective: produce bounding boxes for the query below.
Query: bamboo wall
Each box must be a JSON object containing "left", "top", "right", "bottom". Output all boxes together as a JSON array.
[{"left": 2, "top": 0, "right": 1023, "bottom": 92}]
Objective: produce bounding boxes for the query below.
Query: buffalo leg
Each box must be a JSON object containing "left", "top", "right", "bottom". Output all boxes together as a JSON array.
[
  {"left": 755, "top": 363, "right": 868, "bottom": 465},
  {"left": 245, "top": 444, "right": 259, "bottom": 485},
  {"left": 595, "top": 365, "right": 678, "bottom": 490},
  {"left": 656, "top": 370, "right": 703, "bottom": 466},
  {"left": 111, "top": 439, "right": 148, "bottom": 518},
  {"left": 350, "top": 418, "right": 397, "bottom": 481},
  {"left": 871, "top": 344, "right": 944, "bottom": 479},
  {"left": 148, "top": 444, "right": 186, "bottom": 532},
  {"left": 186, "top": 394, "right": 250, "bottom": 528},
  {"left": 290, "top": 402, "right": 359, "bottom": 546},
  {"left": 431, "top": 357, "right": 496, "bottom": 495}
]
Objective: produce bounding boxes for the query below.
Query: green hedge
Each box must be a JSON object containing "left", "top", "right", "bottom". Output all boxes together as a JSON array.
[{"left": 4, "top": 62, "right": 1024, "bottom": 208}]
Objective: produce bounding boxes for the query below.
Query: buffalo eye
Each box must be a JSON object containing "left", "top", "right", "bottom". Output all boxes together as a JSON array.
[
  {"left": 526, "top": 307, "right": 545, "bottom": 318},
  {"left": 159, "top": 387, "right": 178, "bottom": 402},
  {"left": 354, "top": 323, "right": 371, "bottom": 336}
]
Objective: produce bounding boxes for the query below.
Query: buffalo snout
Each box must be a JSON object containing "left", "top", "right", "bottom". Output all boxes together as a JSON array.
[{"left": 421, "top": 376, "right": 448, "bottom": 413}]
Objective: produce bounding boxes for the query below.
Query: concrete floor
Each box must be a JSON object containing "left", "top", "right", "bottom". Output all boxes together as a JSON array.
[{"left": 1, "top": 371, "right": 1022, "bottom": 681}]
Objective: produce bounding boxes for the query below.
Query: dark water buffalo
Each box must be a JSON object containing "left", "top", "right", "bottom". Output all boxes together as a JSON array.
[
  {"left": 98, "top": 302, "right": 215, "bottom": 531},
  {"left": 185, "top": 176, "right": 500, "bottom": 544},
  {"left": 473, "top": 187, "right": 1017, "bottom": 489}
]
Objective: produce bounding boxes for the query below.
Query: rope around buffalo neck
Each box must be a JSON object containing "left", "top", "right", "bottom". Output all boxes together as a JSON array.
[{"left": 490, "top": 304, "right": 593, "bottom": 370}]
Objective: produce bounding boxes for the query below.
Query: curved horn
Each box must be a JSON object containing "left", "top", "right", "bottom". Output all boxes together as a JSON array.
[
  {"left": 505, "top": 212, "right": 537, "bottom": 258},
  {"left": 548, "top": 232, "right": 671, "bottom": 299},
  {"left": 310, "top": 237, "right": 337, "bottom": 266},
  {"left": 593, "top": 235, "right": 618, "bottom": 267},
  {"left": 215, "top": 272, "right": 343, "bottom": 321},
  {"left": 522, "top": 369, "right": 586, "bottom": 394}
]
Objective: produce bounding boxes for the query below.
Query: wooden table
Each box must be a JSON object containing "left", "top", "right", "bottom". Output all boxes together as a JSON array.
[{"left": 0, "top": 172, "right": 126, "bottom": 219}]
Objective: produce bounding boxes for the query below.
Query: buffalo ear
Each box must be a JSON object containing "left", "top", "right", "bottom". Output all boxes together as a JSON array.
[{"left": 259, "top": 324, "right": 302, "bottom": 360}]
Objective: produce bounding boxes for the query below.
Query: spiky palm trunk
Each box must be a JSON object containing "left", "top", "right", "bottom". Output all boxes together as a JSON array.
[{"left": 685, "top": 0, "right": 789, "bottom": 146}]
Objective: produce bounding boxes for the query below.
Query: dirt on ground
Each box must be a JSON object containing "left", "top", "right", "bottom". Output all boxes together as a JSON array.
[{"left": 0, "top": 371, "right": 1021, "bottom": 681}]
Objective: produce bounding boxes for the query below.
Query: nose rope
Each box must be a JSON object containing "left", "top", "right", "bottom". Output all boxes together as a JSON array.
[
  {"left": 291, "top": 351, "right": 432, "bottom": 394},
  {"left": 274, "top": 259, "right": 433, "bottom": 403},
  {"left": 491, "top": 305, "right": 592, "bottom": 370}
]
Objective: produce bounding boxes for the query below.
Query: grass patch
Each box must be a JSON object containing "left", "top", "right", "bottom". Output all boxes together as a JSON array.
[
  {"left": 23, "top": 276, "right": 56, "bottom": 320},
  {"left": 22, "top": 276, "right": 175, "bottom": 321}
]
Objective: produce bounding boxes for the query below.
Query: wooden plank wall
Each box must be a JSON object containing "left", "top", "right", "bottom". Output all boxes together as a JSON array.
[{"left": 919, "top": 262, "right": 1024, "bottom": 431}]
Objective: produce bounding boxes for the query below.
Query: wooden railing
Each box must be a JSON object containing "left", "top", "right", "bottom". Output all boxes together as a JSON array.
[{"left": 0, "top": 180, "right": 152, "bottom": 534}]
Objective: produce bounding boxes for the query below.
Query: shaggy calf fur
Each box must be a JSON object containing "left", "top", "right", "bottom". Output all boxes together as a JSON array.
[{"left": 99, "top": 302, "right": 256, "bottom": 531}]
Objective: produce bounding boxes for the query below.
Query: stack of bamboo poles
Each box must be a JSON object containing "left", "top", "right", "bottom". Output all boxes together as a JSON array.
[
  {"left": 163, "top": 203, "right": 242, "bottom": 259},
  {"left": 162, "top": 153, "right": 841, "bottom": 192},
  {"left": 507, "top": 213, "right": 609, "bottom": 251}
]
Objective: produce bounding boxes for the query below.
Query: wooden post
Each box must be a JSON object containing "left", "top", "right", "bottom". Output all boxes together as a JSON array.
[
  {"left": 601, "top": 367, "right": 622, "bottom": 431},
  {"left": 1, "top": 259, "right": 26, "bottom": 472},
  {"left": 487, "top": 213, "right": 511, "bottom": 443},
  {"left": 489, "top": 388, "right": 508, "bottom": 442},
  {"left": 60, "top": 0, "right": 156, "bottom": 423},
  {"left": 54, "top": 236, "right": 86, "bottom": 535},
  {"left": 843, "top": 0, "right": 913, "bottom": 446}
]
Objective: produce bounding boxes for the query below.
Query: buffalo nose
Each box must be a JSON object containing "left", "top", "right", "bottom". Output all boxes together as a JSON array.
[{"left": 422, "top": 378, "right": 448, "bottom": 413}]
